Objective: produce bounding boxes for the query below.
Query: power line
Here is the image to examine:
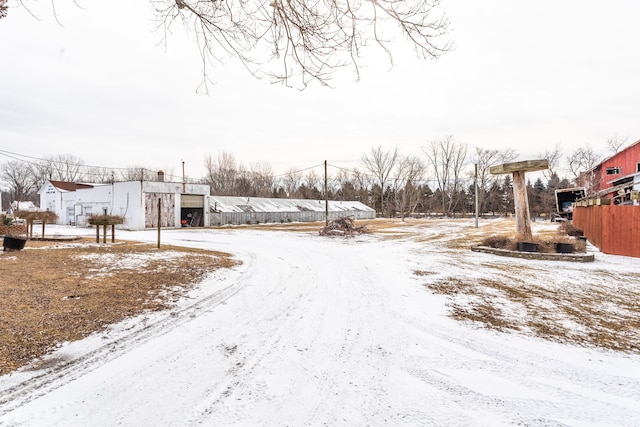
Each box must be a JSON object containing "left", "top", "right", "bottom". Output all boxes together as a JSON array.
[
  {"left": 0, "top": 149, "right": 183, "bottom": 181},
  {"left": 0, "top": 149, "right": 436, "bottom": 187},
  {"left": 0, "top": 150, "right": 330, "bottom": 183}
]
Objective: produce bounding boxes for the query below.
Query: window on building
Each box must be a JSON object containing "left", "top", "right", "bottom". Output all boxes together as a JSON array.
[
  {"left": 606, "top": 167, "right": 622, "bottom": 175},
  {"left": 637, "top": 163, "right": 640, "bottom": 172}
]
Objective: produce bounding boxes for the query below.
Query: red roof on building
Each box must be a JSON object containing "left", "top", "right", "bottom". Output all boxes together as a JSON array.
[{"left": 49, "top": 180, "right": 95, "bottom": 192}]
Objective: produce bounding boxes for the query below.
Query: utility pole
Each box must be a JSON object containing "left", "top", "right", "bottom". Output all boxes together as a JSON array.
[
  {"left": 182, "top": 160, "right": 186, "bottom": 193},
  {"left": 324, "top": 160, "right": 329, "bottom": 226}
]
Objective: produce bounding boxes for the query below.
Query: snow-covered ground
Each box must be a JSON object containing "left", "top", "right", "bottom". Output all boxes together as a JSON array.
[{"left": 1, "top": 219, "right": 639, "bottom": 426}]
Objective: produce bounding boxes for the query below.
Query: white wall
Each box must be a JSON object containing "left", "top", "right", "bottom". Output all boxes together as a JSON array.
[
  {"left": 72, "top": 183, "right": 129, "bottom": 227},
  {"left": 39, "top": 181, "right": 79, "bottom": 225},
  {"left": 40, "top": 180, "right": 211, "bottom": 230},
  {"left": 39, "top": 181, "right": 65, "bottom": 223},
  {"left": 142, "top": 181, "right": 210, "bottom": 228}
]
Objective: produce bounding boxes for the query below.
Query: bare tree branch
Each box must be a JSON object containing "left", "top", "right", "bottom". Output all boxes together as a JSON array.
[
  {"left": 0, "top": 0, "right": 8, "bottom": 19},
  {"left": 537, "top": 142, "right": 562, "bottom": 180},
  {"left": 152, "top": 0, "right": 451, "bottom": 88},
  {"left": 606, "top": 134, "right": 628, "bottom": 154}
]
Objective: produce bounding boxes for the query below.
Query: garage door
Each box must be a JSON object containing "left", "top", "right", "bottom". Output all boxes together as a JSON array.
[{"left": 181, "top": 194, "right": 204, "bottom": 208}]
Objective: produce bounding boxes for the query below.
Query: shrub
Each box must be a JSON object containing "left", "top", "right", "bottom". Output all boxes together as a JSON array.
[
  {"left": 560, "top": 222, "right": 584, "bottom": 237},
  {"left": 481, "top": 234, "right": 586, "bottom": 253},
  {"left": 481, "top": 235, "right": 517, "bottom": 251},
  {"left": 1, "top": 214, "right": 14, "bottom": 226}
]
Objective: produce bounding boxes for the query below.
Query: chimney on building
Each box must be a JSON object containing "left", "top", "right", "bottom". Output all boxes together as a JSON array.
[{"left": 157, "top": 170, "right": 165, "bottom": 182}]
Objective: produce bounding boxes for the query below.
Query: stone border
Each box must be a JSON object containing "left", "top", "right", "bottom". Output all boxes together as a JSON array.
[
  {"left": 28, "top": 236, "right": 82, "bottom": 242},
  {"left": 471, "top": 245, "right": 595, "bottom": 262}
]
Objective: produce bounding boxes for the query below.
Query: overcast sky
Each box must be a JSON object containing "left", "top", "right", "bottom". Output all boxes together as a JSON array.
[{"left": 1, "top": 0, "right": 639, "bottom": 181}]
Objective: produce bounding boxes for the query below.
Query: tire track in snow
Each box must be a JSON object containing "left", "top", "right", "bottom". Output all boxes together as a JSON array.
[
  {"left": 188, "top": 236, "right": 402, "bottom": 426},
  {"left": 2, "top": 225, "right": 638, "bottom": 425},
  {"left": 191, "top": 253, "right": 335, "bottom": 424},
  {"left": 183, "top": 266, "right": 314, "bottom": 425},
  {"left": 0, "top": 254, "right": 255, "bottom": 417},
  {"left": 396, "top": 307, "right": 640, "bottom": 426}
]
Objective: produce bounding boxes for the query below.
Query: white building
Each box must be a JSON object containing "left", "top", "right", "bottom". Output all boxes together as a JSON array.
[
  {"left": 39, "top": 179, "right": 211, "bottom": 230},
  {"left": 38, "top": 179, "right": 376, "bottom": 230},
  {"left": 9, "top": 200, "right": 39, "bottom": 213}
]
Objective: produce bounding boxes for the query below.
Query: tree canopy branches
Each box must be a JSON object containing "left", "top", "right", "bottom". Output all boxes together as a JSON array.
[{"left": 154, "top": 0, "right": 451, "bottom": 87}]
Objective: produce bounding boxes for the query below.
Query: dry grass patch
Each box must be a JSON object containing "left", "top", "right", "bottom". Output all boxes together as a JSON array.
[
  {"left": 424, "top": 275, "right": 640, "bottom": 353},
  {"left": 0, "top": 238, "right": 238, "bottom": 374}
]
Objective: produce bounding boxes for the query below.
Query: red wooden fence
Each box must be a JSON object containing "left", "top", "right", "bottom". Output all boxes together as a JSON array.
[{"left": 573, "top": 205, "right": 640, "bottom": 258}]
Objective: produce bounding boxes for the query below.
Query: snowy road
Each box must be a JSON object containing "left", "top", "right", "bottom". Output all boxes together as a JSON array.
[{"left": 1, "top": 222, "right": 639, "bottom": 426}]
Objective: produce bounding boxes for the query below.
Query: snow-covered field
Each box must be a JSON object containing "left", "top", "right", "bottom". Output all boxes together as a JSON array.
[{"left": 1, "top": 218, "right": 639, "bottom": 426}]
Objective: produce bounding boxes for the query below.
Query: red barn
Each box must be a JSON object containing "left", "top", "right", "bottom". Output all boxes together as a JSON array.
[{"left": 579, "top": 139, "right": 640, "bottom": 204}]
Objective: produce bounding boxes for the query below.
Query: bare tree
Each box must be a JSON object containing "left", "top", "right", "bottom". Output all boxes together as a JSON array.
[
  {"left": 119, "top": 167, "right": 157, "bottom": 182},
  {"left": 606, "top": 134, "right": 628, "bottom": 154},
  {"left": 473, "top": 147, "right": 517, "bottom": 214},
  {"left": 0, "top": 160, "right": 37, "bottom": 204},
  {"left": 333, "top": 168, "right": 356, "bottom": 201},
  {"left": 393, "top": 156, "right": 426, "bottom": 220},
  {"left": 283, "top": 168, "right": 303, "bottom": 198},
  {"left": 235, "top": 164, "right": 253, "bottom": 196},
  {"left": 86, "top": 166, "right": 117, "bottom": 184},
  {"left": 350, "top": 168, "right": 373, "bottom": 206},
  {"left": 302, "top": 169, "right": 322, "bottom": 199},
  {"left": 204, "top": 151, "right": 239, "bottom": 195},
  {"left": 537, "top": 143, "right": 562, "bottom": 180},
  {"left": 362, "top": 146, "right": 399, "bottom": 217},
  {"left": 423, "top": 136, "right": 468, "bottom": 216},
  {"left": 32, "top": 154, "right": 86, "bottom": 189},
  {"left": 567, "top": 145, "right": 601, "bottom": 194},
  {"left": 154, "top": 0, "right": 451, "bottom": 88},
  {"left": 249, "top": 161, "right": 275, "bottom": 197}
]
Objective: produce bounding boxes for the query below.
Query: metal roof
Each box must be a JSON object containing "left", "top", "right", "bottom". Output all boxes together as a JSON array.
[{"left": 210, "top": 196, "right": 374, "bottom": 214}]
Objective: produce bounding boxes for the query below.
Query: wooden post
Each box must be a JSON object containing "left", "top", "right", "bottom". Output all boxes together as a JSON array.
[
  {"left": 512, "top": 170, "right": 532, "bottom": 240},
  {"left": 103, "top": 224, "right": 107, "bottom": 244},
  {"left": 41, "top": 221, "right": 45, "bottom": 239},
  {"left": 490, "top": 159, "right": 549, "bottom": 242},
  {"left": 324, "top": 160, "right": 329, "bottom": 226},
  {"left": 96, "top": 225, "right": 100, "bottom": 243},
  {"left": 111, "top": 224, "right": 115, "bottom": 243},
  {"left": 157, "top": 198, "right": 162, "bottom": 249}
]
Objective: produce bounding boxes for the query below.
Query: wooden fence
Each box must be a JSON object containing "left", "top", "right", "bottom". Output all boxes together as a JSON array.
[{"left": 573, "top": 205, "right": 640, "bottom": 258}]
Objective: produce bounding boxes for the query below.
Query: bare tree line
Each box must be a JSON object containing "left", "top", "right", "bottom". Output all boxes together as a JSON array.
[{"left": 0, "top": 135, "right": 631, "bottom": 217}]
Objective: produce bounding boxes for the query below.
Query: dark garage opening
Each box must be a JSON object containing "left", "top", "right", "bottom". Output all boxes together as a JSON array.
[
  {"left": 180, "top": 194, "right": 205, "bottom": 227},
  {"left": 180, "top": 208, "right": 204, "bottom": 227}
]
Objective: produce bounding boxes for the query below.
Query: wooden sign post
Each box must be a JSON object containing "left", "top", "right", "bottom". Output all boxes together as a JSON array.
[
  {"left": 87, "top": 215, "right": 125, "bottom": 244},
  {"left": 490, "top": 159, "right": 549, "bottom": 241}
]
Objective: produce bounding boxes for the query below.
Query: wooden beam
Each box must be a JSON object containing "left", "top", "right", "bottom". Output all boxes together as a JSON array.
[{"left": 489, "top": 159, "right": 549, "bottom": 175}]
